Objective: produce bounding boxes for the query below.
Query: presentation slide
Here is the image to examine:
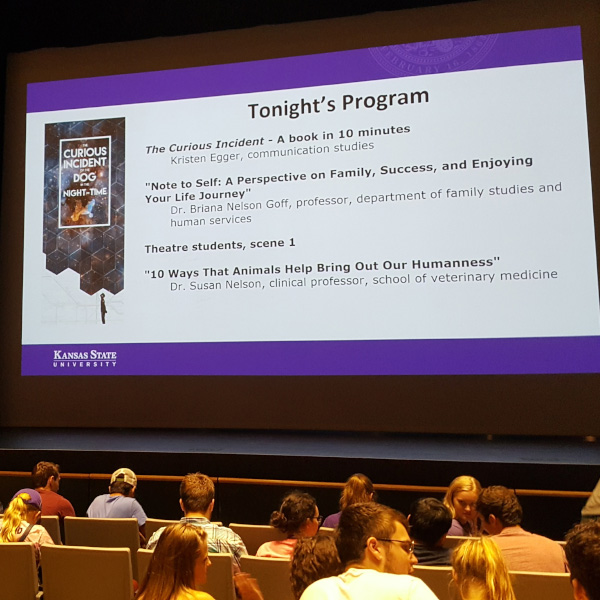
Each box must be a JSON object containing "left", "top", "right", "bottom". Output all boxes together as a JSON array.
[{"left": 21, "top": 26, "right": 600, "bottom": 376}]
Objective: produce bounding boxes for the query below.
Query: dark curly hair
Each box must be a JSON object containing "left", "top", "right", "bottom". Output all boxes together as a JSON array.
[{"left": 270, "top": 491, "right": 317, "bottom": 536}]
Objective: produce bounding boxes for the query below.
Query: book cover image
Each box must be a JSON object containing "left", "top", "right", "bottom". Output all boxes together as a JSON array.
[
  {"left": 43, "top": 118, "right": 125, "bottom": 297},
  {"left": 59, "top": 135, "right": 111, "bottom": 228}
]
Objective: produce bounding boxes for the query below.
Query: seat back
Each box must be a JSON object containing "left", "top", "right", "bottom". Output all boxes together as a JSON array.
[
  {"left": 229, "top": 523, "right": 287, "bottom": 555},
  {"left": 443, "top": 535, "right": 471, "bottom": 548},
  {"left": 41, "top": 544, "right": 133, "bottom": 600},
  {"left": 0, "top": 542, "right": 38, "bottom": 600},
  {"left": 413, "top": 565, "right": 453, "bottom": 600},
  {"left": 240, "top": 555, "right": 293, "bottom": 600},
  {"left": 64, "top": 516, "right": 140, "bottom": 579},
  {"left": 41, "top": 515, "right": 62, "bottom": 544},
  {"left": 202, "top": 553, "right": 236, "bottom": 600},
  {"left": 511, "top": 570, "right": 572, "bottom": 600},
  {"left": 144, "top": 518, "right": 179, "bottom": 540},
  {"left": 137, "top": 548, "right": 154, "bottom": 584}
]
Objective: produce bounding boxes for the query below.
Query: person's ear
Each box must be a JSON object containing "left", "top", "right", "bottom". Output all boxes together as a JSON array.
[
  {"left": 365, "top": 536, "right": 383, "bottom": 561},
  {"left": 572, "top": 579, "right": 589, "bottom": 600},
  {"left": 179, "top": 498, "right": 185, "bottom": 512}
]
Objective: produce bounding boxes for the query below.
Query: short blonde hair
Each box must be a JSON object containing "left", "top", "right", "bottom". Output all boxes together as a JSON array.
[
  {"left": 452, "top": 537, "right": 516, "bottom": 600},
  {"left": 443, "top": 476, "right": 481, "bottom": 519}
]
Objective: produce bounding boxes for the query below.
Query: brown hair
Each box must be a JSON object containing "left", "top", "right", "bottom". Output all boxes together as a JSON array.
[
  {"left": 336, "top": 502, "right": 408, "bottom": 567},
  {"left": 443, "top": 476, "right": 481, "bottom": 519},
  {"left": 291, "top": 532, "right": 343, "bottom": 600},
  {"left": 452, "top": 537, "right": 516, "bottom": 600},
  {"left": 340, "top": 474, "right": 375, "bottom": 511},
  {"left": 32, "top": 461, "right": 60, "bottom": 489},
  {"left": 137, "top": 523, "right": 207, "bottom": 600},
  {"left": 270, "top": 491, "right": 317, "bottom": 537},
  {"left": 180, "top": 473, "right": 215, "bottom": 513},
  {"left": 565, "top": 521, "right": 600, "bottom": 600},
  {"left": 476, "top": 486, "right": 522, "bottom": 527}
]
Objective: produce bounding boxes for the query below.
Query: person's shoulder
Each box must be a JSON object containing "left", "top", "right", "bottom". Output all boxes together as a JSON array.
[{"left": 179, "top": 590, "right": 215, "bottom": 600}]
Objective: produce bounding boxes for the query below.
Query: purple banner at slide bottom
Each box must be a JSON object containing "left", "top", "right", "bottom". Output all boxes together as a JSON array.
[
  {"left": 27, "top": 27, "right": 582, "bottom": 113},
  {"left": 22, "top": 336, "right": 600, "bottom": 376}
]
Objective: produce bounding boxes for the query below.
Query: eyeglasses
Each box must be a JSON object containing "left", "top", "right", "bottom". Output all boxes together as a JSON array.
[
  {"left": 314, "top": 515, "right": 324, "bottom": 525},
  {"left": 376, "top": 538, "right": 415, "bottom": 555}
]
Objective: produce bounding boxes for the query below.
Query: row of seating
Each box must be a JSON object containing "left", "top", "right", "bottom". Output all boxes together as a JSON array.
[{"left": 0, "top": 541, "right": 573, "bottom": 600}]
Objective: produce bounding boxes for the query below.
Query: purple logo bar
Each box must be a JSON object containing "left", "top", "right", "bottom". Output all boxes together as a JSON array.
[
  {"left": 22, "top": 336, "right": 600, "bottom": 376},
  {"left": 27, "top": 27, "right": 582, "bottom": 113}
]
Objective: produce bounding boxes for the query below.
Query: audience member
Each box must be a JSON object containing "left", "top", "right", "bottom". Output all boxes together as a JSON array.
[
  {"left": 299, "top": 502, "right": 437, "bottom": 600},
  {"left": 137, "top": 522, "right": 215, "bottom": 600},
  {"left": 409, "top": 498, "right": 452, "bottom": 565},
  {"left": 0, "top": 489, "right": 54, "bottom": 563},
  {"left": 477, "top": 485, "right": 567, "bottom": 572},
  {"left": 581, "top": 477, "right": 600, "bottom": 523},
  {"left": 257, "top": 491, "right": 321, "bottom": 559},
  {"left": 146, "top": 472, "right": 247, "bottom": 572},
  {"left": 322, "top": 473, "right": 375, "bottom": 528},
  {"left": 32, "top": 461, "right": 76, "bottom": 522},
  {"left": 451, "top": 536, "right": 516, "bottom": 600},
  {"left": 565, "top": 521, "right": 600, "bottom": 600},
  {"left": 443, "top": 475, "right": 481, "bottom": 536},
  {"left": 87, "top": 467, "right": 147, "bottom": 541},
  {"left": 291, "top": 531, "right": 343, "bottom": 599}
]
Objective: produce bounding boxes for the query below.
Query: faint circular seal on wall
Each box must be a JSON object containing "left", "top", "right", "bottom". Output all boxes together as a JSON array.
[{"left": 368, "top": 34, "right": 499, "bottom": 77}]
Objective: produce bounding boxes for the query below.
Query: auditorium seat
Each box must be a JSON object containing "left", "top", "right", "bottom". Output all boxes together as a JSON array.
[
  {"left": 413, "top": 565, "right": 453, "bottom": 600},
  {"left": 41, "top": 545, "right": 133, "bottom": 600},
  {"left": 144, "top": 517, "right": 179, "bottom": 540},
  {"left": 443, "top": 535, "right": 472, "bottom": 548},
  {"left": 137, "top": 548, "right": 153, "bottom": 583},
  {"left": 511, "top": 570, "right": 572, "bottom": 600},
  {"left": 64, "top": 516, "right": 140, "bottom": 580},
  {"left": 0, "top": 542, "right": 39, "bottom": 600},
  {"left": 41, "top": 515, "right": 62, "bottom": 544},
  {"left": 240, "top": 555, "right": 293, "bottom": 600},
  {"left": 229, "top": 523, "right": 287, "bottom": 555}
]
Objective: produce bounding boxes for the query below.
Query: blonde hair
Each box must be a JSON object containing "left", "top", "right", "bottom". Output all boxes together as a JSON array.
[
  {"left": 443, "top": 476, "right": 481, "bottom": 519},
  {"left": 340, "top": 474, "right": 374, "bottom": 511},
  {"left": 452, "top": 537, "right": 516, "bottom": 600},
  {"left": 0, "top": 494, "right": 35, "bottom": 543}
]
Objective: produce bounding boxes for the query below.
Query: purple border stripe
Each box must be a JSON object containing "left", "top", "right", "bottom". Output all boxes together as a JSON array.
[
  {"left": 27, "top": 27, "right": 582, "bottom": 113},
  {"left": 22, "top": 336, "right": 600, "bottom": 376}
]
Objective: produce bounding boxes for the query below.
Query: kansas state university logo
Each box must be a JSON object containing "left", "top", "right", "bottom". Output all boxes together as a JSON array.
[{"left": 52, "top": 349, "right": 118, "bottom": 369}]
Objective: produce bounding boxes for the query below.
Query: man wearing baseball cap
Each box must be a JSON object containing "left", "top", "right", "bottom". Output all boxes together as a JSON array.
[{"left": 86, "top": 468, "right": 147, "bottom": 540}]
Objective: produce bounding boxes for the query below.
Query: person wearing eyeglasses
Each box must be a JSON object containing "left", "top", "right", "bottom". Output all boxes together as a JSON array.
[
  {"left": 300, "top": 502, "right": 439, "bottom": 600},
  {"left": 257, "top": 490, "right": 321, "bottom": 559}
]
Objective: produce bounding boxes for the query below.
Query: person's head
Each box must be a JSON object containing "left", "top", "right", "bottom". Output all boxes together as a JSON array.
[
  {"left": 476, "top": 486, "right": 522, "bottom": 534},
  {"left": 137, "top": 523, "right": 211, "bottom": 599},
  {"left": 291, "top": 531, "right": 344, "bottom": 600},
  {"left": 565, "top": 521, "right": 600, "bottom": 600},
  {"left": 180, "top": 473, "right": 215, "bottom": 516},
  {"left": 270, "top": 491, "right": 320, "bottom": 538},
  {"left": 452, "top": 536, "right": 516, "bottom": 600},
  {"left": 443, "top": 476, "right": 481, "bottom": 526},
  {"left": 409, "top": 497, "right": 452, "bottom": 547},
  {"left": 336, "top": 502, "right": 417, "bottom": 575},
  {"left": 339, "top": 473, "right": 375, "bottom": 511},
  {"left": 32, "top": 461, "right": 61, "bottom": 491},
  {"left": 0, "top": 489, "right": 43, "bottom": 543},
  {"left": 109, "top": 468, "right": 137, "bottom": 497}
]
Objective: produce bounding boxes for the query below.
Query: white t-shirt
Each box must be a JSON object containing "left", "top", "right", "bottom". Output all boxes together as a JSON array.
[{"left": 300, "top": 568, "right": 439, "bottom": 600}]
